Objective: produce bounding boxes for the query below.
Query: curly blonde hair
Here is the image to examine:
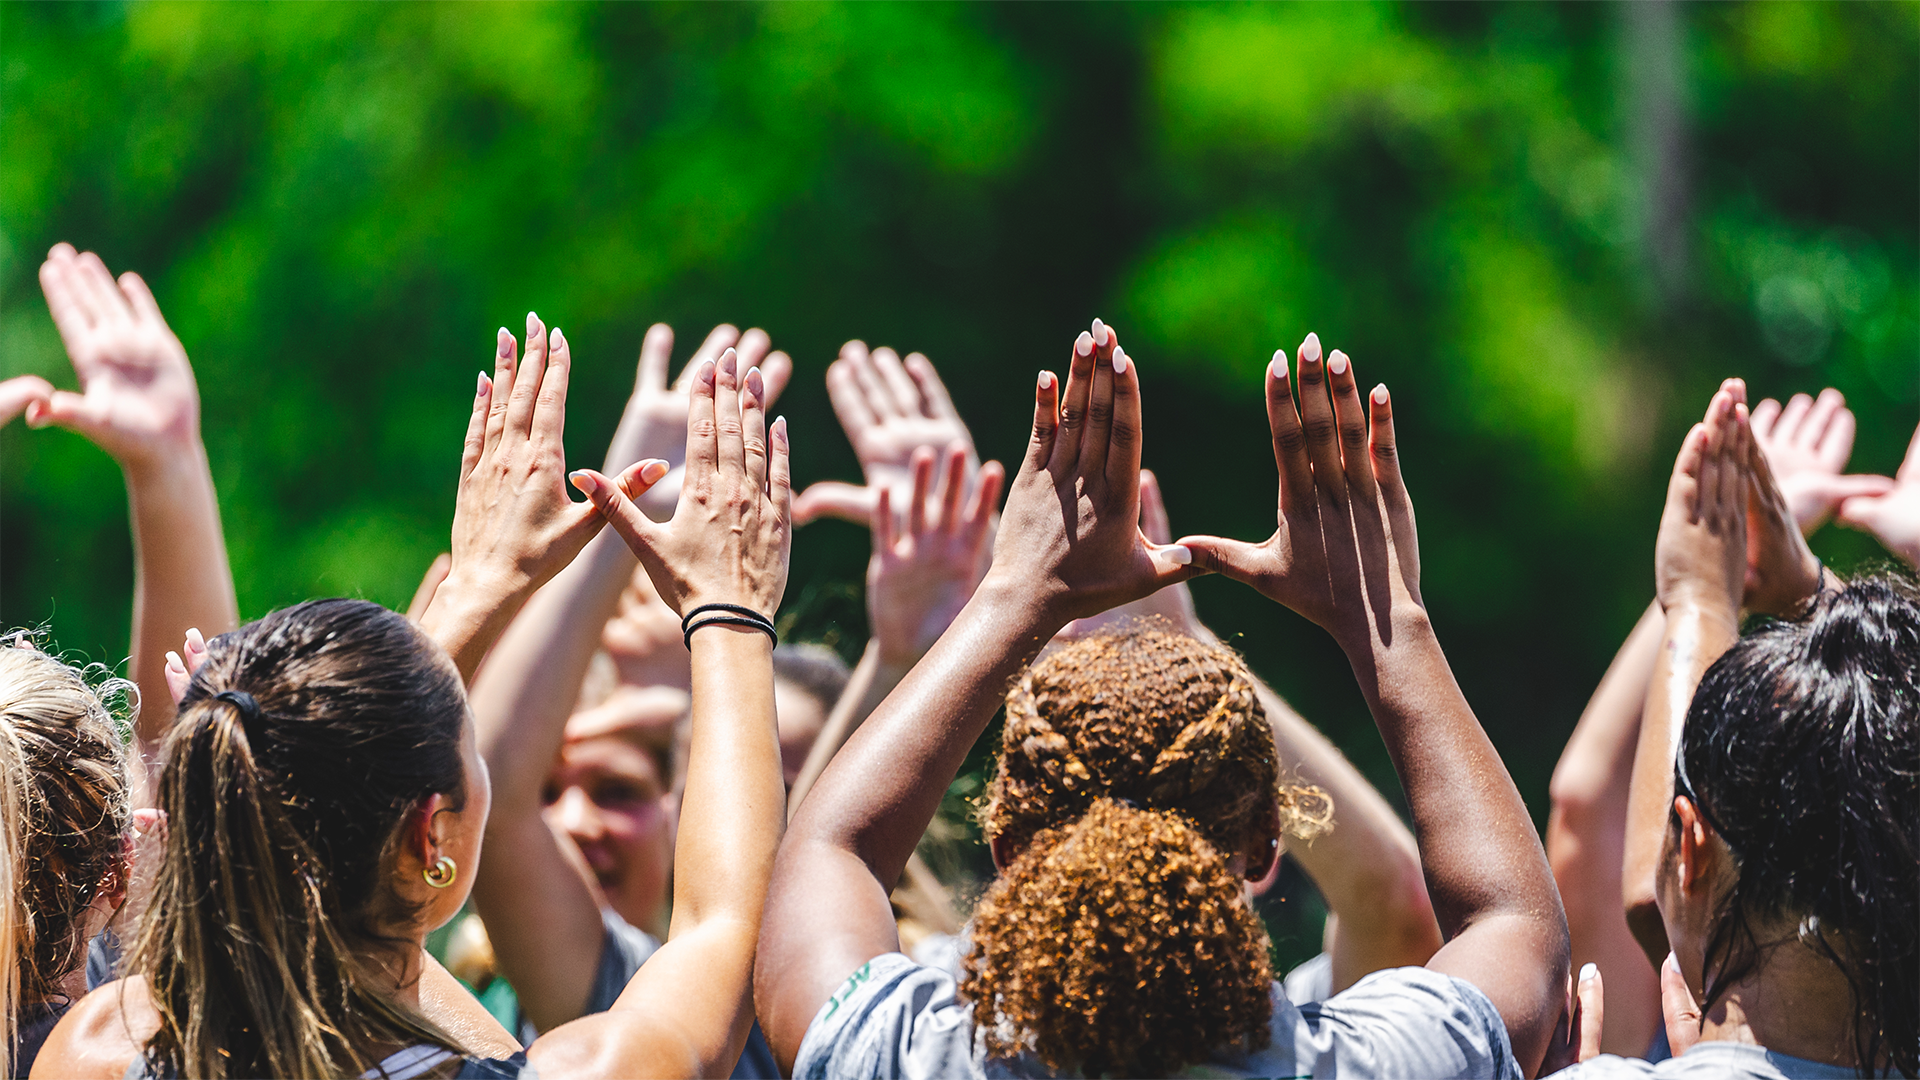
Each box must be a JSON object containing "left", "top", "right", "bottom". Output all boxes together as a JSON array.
[{"left": 964, "top": 625, "right": 1329, "bottom": 1076}]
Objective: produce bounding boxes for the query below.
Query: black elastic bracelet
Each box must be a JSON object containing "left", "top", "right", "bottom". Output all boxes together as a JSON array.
[{"left": 681, "top": 603, "right": 777, "bottom": 650}]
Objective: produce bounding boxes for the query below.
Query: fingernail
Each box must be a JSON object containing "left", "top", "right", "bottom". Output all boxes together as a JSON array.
[
  {"left": 773, "top": 416, "right": 788, "bottom": 444},
  {"left": 476, "top": 371, "right": 489, "bottom": 397},
  {"left": 1038, "top": 370, "right": 1055, "bottom": 389},
  {"left": 1075, "top": 331, "right": 1094, "bottom": 357},
  {"left": 1328, "top": 350, "right": 1349, "bottom": 376},
  {"left": 551, "top": 327, "right": 566, "bottom": 349},
  {"left": 700, "top": 359, "right": 716, "bottom": 386},
  {"left": 569, "top": 470, "right": 596, "bottom": 495},
  {"left": 186, "top": 627, "right": 204, "bottom": 650},
  {"left": 1111, "top": 347, "right": 1129, "bottom": 375},
  {"left": 641, "top": 460, "right": 669, "bottom": 482},
  {"left": 165, "top": 651, "right": 184, "bottom": 672},
  {"left": 497, "top": 328, "right": 512, "bottom": 357},
  {"left": 1664, "top": 952, "right": 1680, "bottom": 973},
  {"left": 1579, "top": 962, "right": 1598, "bottom": 983},
  {"left": 526, "top": 312, "right": 539, "bottom": 333},
  {"left": 1302, "top": 332, "right": 1322, "bottom": 363},
  {"left": 746, "top": 365, "right": 764, "bottom": 397},
  {"left": 1372, "top": 384, "right": 1389, "bottom": 404},
  {"left": 1166, "top": 545, "right": 1192, "bottom": 566},
  {"left": 1092, "top": 318, "right": 1110, "bottom": 347}
]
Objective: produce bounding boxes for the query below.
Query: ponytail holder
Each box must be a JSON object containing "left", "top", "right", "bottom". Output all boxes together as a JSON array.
[
  {"left": 214, "top": 689, "right": 264, "bottom": 739},
  {"left": 680, "top": 603, "right": 777, "bottom": 650}
]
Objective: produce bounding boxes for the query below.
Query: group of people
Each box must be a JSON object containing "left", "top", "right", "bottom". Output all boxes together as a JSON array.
[{"left": 2, "top": 241, "right": 1914, "bottom": 1079}]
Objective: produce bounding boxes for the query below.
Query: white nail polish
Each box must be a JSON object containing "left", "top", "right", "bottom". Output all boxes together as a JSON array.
[
  {"left": 1111, "top": 348, "right": 1128, "bottom": 374},
  {"left": 1328, "top": 352, "right": 1349, "bottom": 376},
  {"left": 1580, "top": 963, "right": 1598, "bottom": 983},
  {"left": 1076, "top": 334, "right": 1093, "bottom": 358},
  {"left": 1166, "top": 545, "right": 1192, "bottom": 566},
  {"left": 1302, "top": 332, "right": 1322, "bottom": 363},
  {"left": 1372, "top": 385, "right": 1389, "bottom": 404}
]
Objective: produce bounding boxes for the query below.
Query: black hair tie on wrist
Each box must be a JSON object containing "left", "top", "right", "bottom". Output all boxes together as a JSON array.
[{"left": 681, "top": 603, "right": 777, "bottom": 650}]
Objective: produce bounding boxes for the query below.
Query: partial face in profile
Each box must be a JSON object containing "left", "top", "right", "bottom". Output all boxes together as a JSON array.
[{"left": 543, "top": 685, "right": 684, "bottom": 936}]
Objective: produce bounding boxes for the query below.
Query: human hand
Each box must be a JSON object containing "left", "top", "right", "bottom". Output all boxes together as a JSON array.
[
  {"left": 1177, "top": 334, "right": 1422, "bottom": 648},
  {"left": 1835, "top": 420, "right": 1920, "bottom": 569},
  {"left": 0, "top": 375, "right": 53, "bottom": 427},
  {"left": 423, "top": 315, "right": 612, "bottom": 665},
  {"left": 571, "top": 348, "right": 791, "bottom": 620},
  {"left": 1750, "top": 389, "right": 1893, "bottom": 534},
  {"left": 162, "top": 626, "right": 210, "bottom": 706},
  {"left": 1660, "top": 953, "right": 1701, "bottom": 1058},
  {"left": 793, "top": 342, "right": 979, "bottom": 527},
  {"left": 868, "top": 443, "right": 1005, "bottom": 666},
  {"left": 606, "top": 323, "right": 792, "bottom": 522},
  {"left": 1058, "top": 469, "right": 1203, "bottom": 641},
  {"left": 983, "top": 319, "right": 1195, "bottom": 625},
  {"left": 1743, "top": 411, "right": 1825, "bottom": 617},
  {"left": 1654, "top": 381, "right": 1750, "bottom": 624},
  {"left": 31, "top": 244, "right": 202, "bottom": 472}
]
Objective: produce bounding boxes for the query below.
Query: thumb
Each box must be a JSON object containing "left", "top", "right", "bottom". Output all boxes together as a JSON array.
[
  {"left": 0, "top": 375, "right": 52, "bottom": 426},
  {"left": 1834, "top": 493, "right": 1886, "bottom": 532},
  {"left": 1175, "top": 534, "right": 1268, "bottom": 586},
  {"left": 1661, "top": 953, "right": 1702, "bottom": 1058},
  {"left": 1806, "top": 473, "right": 1898, "bottom": 504},
  {"left": 793, "top": 480, "right": 876, "bottom": 528},
  {"left": 1576, "top": 962, "right": 1604, "bottom": 1063},
  {"left": 1144, "top": 539, "right": 1201, "bottom": 586},
  {"left": 25, "top": 388, "right": 112, "bottom": 443},
  {"left": 572, "top": 463, "right": 668, "bottom": 557}
]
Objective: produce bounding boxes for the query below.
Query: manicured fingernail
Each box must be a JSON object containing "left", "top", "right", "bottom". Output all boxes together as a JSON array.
[
  {"left": 527, "top": 312, "right": 540, "bottom": 333},
  {"left": 1111, "top": 347, "right": 1129, "bottom": 375},
  {"left": 746, "top": 365, "right": 764, "bottom": 398},
  {"left": 1075, "top": 331, "right": 1094, "bottom": 357},
  {"left": 1579, "top": 963, "right": 1598, "bottom": 983},
  {"left": 1328, "top": 350, "right": 1349, "bottom": 376},
  {"left": 699, "top": 359, "right": 716, "bottom": 386},
  {"left": 1166, "top": 545, "right": 1192, "bottom": 566},
  {"left": 1038, "top": 370, "right": 1055, "bottom": 389},
  {"left": 773, "top": 416, "right": 788, "bottom": 444},
  {"left": 551, "top": 327, "right": 566, "bottom": 350},
  {"left": 641, "top": 460, "right": 669, "bottom": 482},
  {"left": 1372, "top": 384, "right": 1389, "bottom": 404},
  {"left": 165, "top": 651, "right": 184, "bottom": 672},
  {"left": 1092, "top": 318, "right": 1110, "bottom": 347},
  {"left": 1302, "top": 332, "right": 1322, "bottom": 363},
  {"left": 186, "top": 627, "right": 204, "bottom": 650},
  {"left": 1270, "top": 350, "right": 1288, "bottom": 378},
  {"left": 569, "top": 470, "right": 597, "bottom": 495},
  {"left": 476, "top": 371, "right": 489, "bottom": 396},
  {"left": 496, "top": 328, "right": 512, "bottom": 357}
]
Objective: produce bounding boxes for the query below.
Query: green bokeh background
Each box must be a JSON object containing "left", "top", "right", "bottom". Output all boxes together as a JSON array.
[{"left": 4, "top": 1, "right": 1916, "bottom": 965}]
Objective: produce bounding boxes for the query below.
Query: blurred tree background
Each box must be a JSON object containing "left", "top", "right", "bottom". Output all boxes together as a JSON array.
[{"left": 3, "top": 2, "right": 1915, "bottom": 964}]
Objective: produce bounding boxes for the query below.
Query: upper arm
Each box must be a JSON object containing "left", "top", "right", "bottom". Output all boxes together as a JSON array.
[
  {"left": 31, "top": 979, "right": 154, "bottom": 1080},
  {"left": 1422, "top": 910, "right": 1568, "bottom": 1072},
  {"left": 470, "top": 812, "right": 612, "bottom": 1033},
  {"left": 755, "top": 837, "right": 902, "bottom": 1071}
]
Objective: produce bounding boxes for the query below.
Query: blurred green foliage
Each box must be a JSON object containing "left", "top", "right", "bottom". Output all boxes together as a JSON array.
[{"left": 3, "top": 2, "right": 1915, "bottom": 965}]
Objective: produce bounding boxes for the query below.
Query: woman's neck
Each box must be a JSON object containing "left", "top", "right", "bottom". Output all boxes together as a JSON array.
[{"left": 1697, "top": 930, "right": 1864, "bottom": 1068}]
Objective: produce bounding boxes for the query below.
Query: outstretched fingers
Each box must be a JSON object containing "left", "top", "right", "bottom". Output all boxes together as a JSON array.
[
  {"left": 532, "top": 326, "right": 573, "bottom": 447},
  {"left": 936, "top": 443, "right": 968, "bottom": 536},
  {"left": 905, "top": 352, "right": 962, "bottom": 423},
  {"left": 743, "top": 365, "right": 770, "bottom": 492},
  {"left": 503, "top": 312, "right": 547, "bottom": 439},
  {"left": 1265, "top": 350, "right": 1313, "bottom": 517},
  {"left": 1294, "top": 332, "right": 1347, "bottom": 509},
  {"left": 485, "top": 327, "right": 519, "bottom": 453},
  {"left": 770, "top": 416, "right": 793, "bottom": 529},
  {"left": 905, "top": 447, "right": 936, "bottom": 538},
  {"left": 677, "top": 324, "right": 741, "bottom": 389},
  {"left": 1054, "top": 324, "right": 1103, "bottom": 474},
  {"left": 460, "top": 371, "right": 493, "bottom": 484},
  {"left": 636, "top": 323, "right": 675, "bottom": 395},
  {"left": 1326, "top": 349, "right": 1376, "bottom": 505},
  {"left": 1369, "top": 384, "right": 1420, "bottom": 590},
  {"left": 1101, "top": 342, "right": 1143, "bottom": 493},
  {"left": 1025, "top": 368, "right": 1061, "bottom": 472},
  {"left": 685, "top": 357, "right": 721, "bottom": 491}
]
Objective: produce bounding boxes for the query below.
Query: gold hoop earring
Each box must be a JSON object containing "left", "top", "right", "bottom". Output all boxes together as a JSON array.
[{"left": 423, "top": 854, "right": 457, "bottom": 889}]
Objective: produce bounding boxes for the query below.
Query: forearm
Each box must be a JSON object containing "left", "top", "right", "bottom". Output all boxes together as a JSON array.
[
  {"left": 787, "top": 639, "right": 912, "bottom": 813},
  {"left": 125, "top": 444, "right": 237, "bottom": 760},
  {"left": 669, "top": 626, "right": 785, "bottom": 934},
  {"left": 1249, "top": 679, "right": 1439, "bottom": 983},
  {"left": 1622, "top": 601, "right": 1737, "bottom": 963},
  {"left": 473, "top": 532, "right": 636, "bottom": 815}
]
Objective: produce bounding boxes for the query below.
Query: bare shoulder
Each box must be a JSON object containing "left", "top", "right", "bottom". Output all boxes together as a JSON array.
[
  {"left": 419, "top": 953, "right": 523, "bottom": 1060},
  {"left": 30, "top": 976, "right": 159, "bottom": 1080}
]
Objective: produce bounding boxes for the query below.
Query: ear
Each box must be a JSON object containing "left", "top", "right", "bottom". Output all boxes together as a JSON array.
[
  {"left": 407, "top": 793, "right": 457, "bottom": 867},
  {"left": 1671, "top": 796, "right": 1715, "bottom": 896},
  {"left": 1243, "top": 798, "right": 1283, "bottom": 882}
]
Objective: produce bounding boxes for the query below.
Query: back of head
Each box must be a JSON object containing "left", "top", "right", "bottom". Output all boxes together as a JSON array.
[
  {"left": 129, "top": 599, "right": 469, "bottom": 1079},
  {"left": 966, "top": 625, "right": 1328, "bottom": 1077},
  {"left": 0, "top": 645, "right": 131, "bottom": 1078},
  {"left": 1681, "top": 572, "right": 1918, "bottom": 1076}
]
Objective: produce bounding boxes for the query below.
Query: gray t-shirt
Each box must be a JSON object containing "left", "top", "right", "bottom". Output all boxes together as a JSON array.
[
  {"left": 1550, "top": 1043, "right": 1888, "bottom": 1079},
  {"left": 793, "top": 952, "right": 1521, "bottom": 1079}
]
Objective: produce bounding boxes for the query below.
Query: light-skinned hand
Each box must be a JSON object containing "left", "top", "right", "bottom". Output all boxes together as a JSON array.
[
  {"left": 983, "top": 319, "right": 1195, "bottom": 624},
  {"left": 163, "top": 626, "right": 210, "bottom": 705},
  {"left": 868, "top": 442, "right": 1005, "bottom": 666},
  {"left": 1655, "top": 381, "right": 1751, "bottom": 624},
  {"left": 1177, "top": 334, "right": 1422, "bottom": 649},
  {"left": 1750, "top": 389, "right": 1893, "bottom": 533},
  {"left": 32, "top": 244, "right": 202, "bottom": 471},
  {"left": 0, "top": 375, "right": 53, "bottom": 427},
  {"left": 1661, "top": 953, "right": 1702, "bottom": 1058},
  {"left": 793, "top": 342, "right": 980, "bottom": 528},
  {"left": 608, "top": 323, "right": 792, "bottom": 522},
  {"left": 1539, "top": 963, "right": 1605, "bottom": 1073},
  {"left": 1058, "top": 468, "right": 1203, "bottom": 640},
  {"left": 571, "top": 348, "right": 792, "bottom": 619},
  {"left": 1835, "top": 419, "right": 1920, "bottom": 569},
  {"left": 1743, "top": 408, "right": 1826, "bottom": 617}
]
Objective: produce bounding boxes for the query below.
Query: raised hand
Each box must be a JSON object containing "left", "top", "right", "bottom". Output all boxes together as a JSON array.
[
  {"left": 1654, "top": 381, "right": 1751, "bottom": 624},
  {"left": 1750, "top": 389, "right": 1893, "bottom": 533},
  {"left": 986, "top": 319, "right": 1194, "bottom": 623},
  {"left": 1058, "top": 469, "right": 1202, "bottom": 640},
  {"left": 1743, "top": 405, "right": 1826, "bottom": 617},
  {"left": 868, "top": 443, "right": 1005, "bottom": 665},
  {"left": 0, "top": 375, "right": 52, "bottom": 427},
  {"left": 1835, "top": 419, "right": 1920, "bottom": 568},
  {"left": 571, "top": 348, "right": 791, "bottom": 620},
  {"left": 606, "top": 323, "right": 792, "bottom": 522},
  {"left": 1178, "top": 334, "right": 1420, "bottom": 646},
  {"left": 32, "top": 244, "right": 202, "bottom": 469},
  {"left": 793, "top": 342, "right": 979, "bottom": 527},
  {"left": 162, "top": 627, "right": 210, "bottom": 706},
  {"left": 421, "top": 314, "right": 612, "bottom": 679}
]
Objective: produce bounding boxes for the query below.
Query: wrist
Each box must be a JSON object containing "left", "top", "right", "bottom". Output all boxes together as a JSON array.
[
  {"left": 972, "top": 571, "right": 1071, "bottom": 638},
  {"left": 121, "top": 438, "right": 213, "bottom": 498}
]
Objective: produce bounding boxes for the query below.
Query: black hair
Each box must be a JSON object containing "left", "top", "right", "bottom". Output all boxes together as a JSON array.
[{"left": 1678, "top": 571, "right": 1918, "bottom": 1077}]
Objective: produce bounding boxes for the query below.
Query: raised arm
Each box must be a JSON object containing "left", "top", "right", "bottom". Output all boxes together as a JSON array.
[
  {"left": 1071, "top": 468, "right": 1440, "bottom": 991},
  {"left": 469, "top": 324, "right": 788, "bottom": 1033},
  {"left": 1836, "top": 418, "right": 1920, "bottom": 569},
  {"left": 757, "top": 321, "right": 1196, "bottom": 1069},
  {"left": 527, "top": 347, "right": 791, "bottom": 1078},
  {"left": 33, "top": 244, "right": 238, "bottom": 795},
  {"left": 1179, "top": 335, "right": 1568, "bottom": 1072},
  {"left": 416, "top": 314, "right": 614, "bottom": 681}
]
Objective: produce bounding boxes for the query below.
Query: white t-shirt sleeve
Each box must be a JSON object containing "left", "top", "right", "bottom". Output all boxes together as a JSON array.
[
  {"left": 1290, "top": 967, "right": 1524, "bottom": 1079},
  {"left": 793, "top": 953, "right": 989, "bottom": 1080}
]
